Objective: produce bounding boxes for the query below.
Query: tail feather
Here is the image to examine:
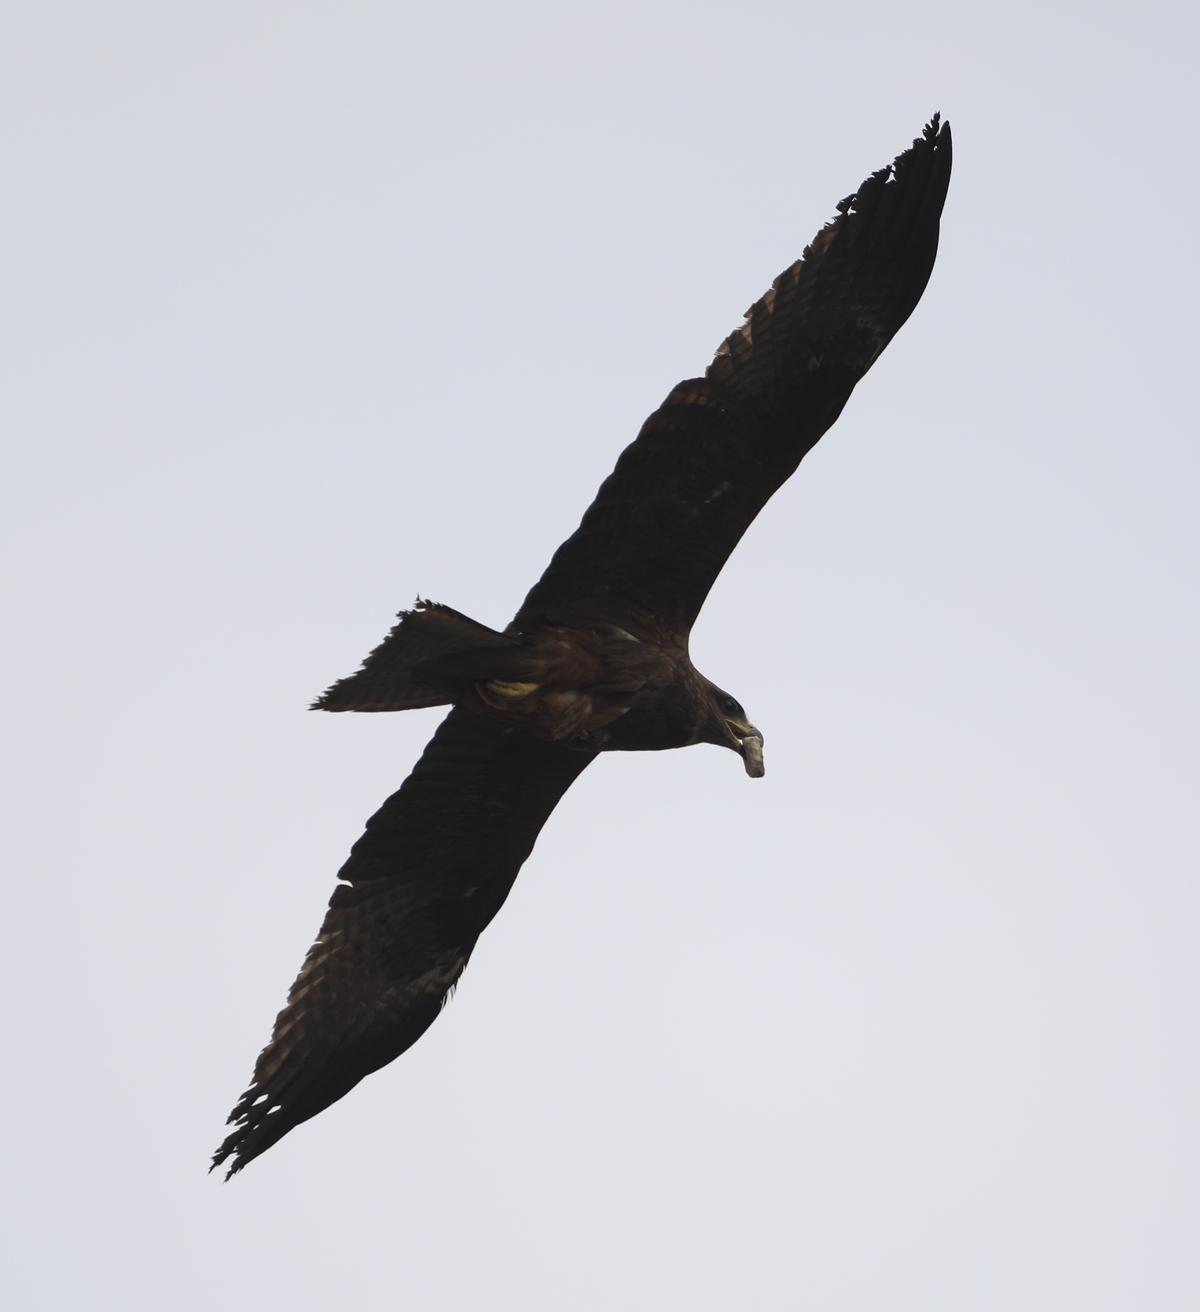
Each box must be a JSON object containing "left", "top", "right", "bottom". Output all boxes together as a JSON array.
[{"left": 313, "top": 600, "right": 517, "bottom": 712}]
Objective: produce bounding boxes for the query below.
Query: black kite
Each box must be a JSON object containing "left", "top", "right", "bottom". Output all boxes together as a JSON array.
[{"left": 214, "top": 116, "right": 952, "bottom": 1175}]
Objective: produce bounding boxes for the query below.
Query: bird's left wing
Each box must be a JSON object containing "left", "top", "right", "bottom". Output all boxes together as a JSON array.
[
  {"left": 213, "top": 708, "right": 595, "bottom": 1176},
  {"left": 513, "top": 116, "right": 951, "bottom": 636}
]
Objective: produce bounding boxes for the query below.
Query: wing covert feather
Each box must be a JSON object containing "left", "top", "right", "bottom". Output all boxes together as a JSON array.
[{"left": 513, "top": 116, "right": 951, "bottom": 634}]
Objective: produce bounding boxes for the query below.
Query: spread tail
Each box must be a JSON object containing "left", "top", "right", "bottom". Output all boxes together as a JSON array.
[{"left": 313, "top": 600, "right": 518, "bottom": 712}]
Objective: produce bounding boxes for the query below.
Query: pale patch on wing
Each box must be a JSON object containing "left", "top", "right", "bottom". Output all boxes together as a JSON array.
[
  {"left": 699, "top": 479, "right": 734, "bottom": 509},
  {"left": 480, "top": 678, "right": 541, "bottom": 708},
  {"left": 543, "top": 690, "right": 596, "bottom": 740},
  {"left": 401, "top": 956, "right": 468, "bottom": 1000}
]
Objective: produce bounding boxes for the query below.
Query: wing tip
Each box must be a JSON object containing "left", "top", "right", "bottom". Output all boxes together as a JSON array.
[
  {"left": 209, "top": 1089, "right": 289, "bottom": 1180},
  {"left": 923, "top": 110, "right": 951, "bottom": 162},
  {"left": 209, "top": 1129, "right": 247, "bottom": 1181},
  {"left": 834, "top": 112, "right": 949, "bottom": 210},
  {"left": 703, "top": 111, "right": 951, "bottom": 405}
]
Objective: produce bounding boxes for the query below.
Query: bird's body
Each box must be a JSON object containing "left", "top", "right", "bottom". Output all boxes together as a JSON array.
[
  {"left": 473, "top": 623, "right": 714, "bottom": 756},
  {"left": 214, "top": 116, "right": 952, "bottom": 1176},
  {"left": 326, "top": 602, "right": 755, "bottom": 757}
]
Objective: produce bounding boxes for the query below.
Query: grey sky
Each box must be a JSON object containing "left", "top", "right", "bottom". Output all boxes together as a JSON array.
[{"left": 5, "top": 2, "right": 1198, "bottom": 1308}]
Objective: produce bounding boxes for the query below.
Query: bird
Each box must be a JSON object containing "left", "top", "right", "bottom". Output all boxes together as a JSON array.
[{"left": 213, "top": 115, "right": 952, "bottom": 1176}]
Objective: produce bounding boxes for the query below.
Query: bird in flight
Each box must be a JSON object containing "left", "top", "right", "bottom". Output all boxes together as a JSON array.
[{"left": 214, "top": 115, "right": 952, "bottom": 1176}]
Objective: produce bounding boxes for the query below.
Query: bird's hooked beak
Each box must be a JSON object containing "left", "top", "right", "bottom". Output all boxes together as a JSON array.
[{"left": 725, "top": 717, "right": 765, "bottom": 778}]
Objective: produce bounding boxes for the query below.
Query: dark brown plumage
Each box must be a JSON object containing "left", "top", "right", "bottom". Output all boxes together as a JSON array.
[{"left": 213, "top": 115, "right": 952, "bottom": 1175}]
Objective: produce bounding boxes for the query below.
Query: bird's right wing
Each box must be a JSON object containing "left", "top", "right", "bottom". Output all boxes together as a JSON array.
[
  {"left": 213, "top": 708, "right": 595, "bottom": 1176},
  {"left": 513, "top": 115, "right": 951, "bottom": 636}
]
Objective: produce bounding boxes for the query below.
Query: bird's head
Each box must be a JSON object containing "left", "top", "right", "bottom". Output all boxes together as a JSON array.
[{"left": 702, "top": 682, "right": 765, "bottom": 777}]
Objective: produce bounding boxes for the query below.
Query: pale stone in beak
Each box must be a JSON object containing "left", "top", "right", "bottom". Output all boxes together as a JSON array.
[
  {"left": 724, "top": 716, "right": 765, "bottom": 777},
  {"left": 740, "top": 732, "right": 765, "bottom": 778}
]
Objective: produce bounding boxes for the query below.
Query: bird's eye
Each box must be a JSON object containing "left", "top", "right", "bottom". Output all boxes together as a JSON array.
[{"left": 719, "top": 694, "right": 743, "bottom": 717}]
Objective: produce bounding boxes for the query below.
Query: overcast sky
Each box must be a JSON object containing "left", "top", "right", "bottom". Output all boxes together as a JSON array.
[{"left": 5, "top": 2, "right": 1198, "bottom": 1308}]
